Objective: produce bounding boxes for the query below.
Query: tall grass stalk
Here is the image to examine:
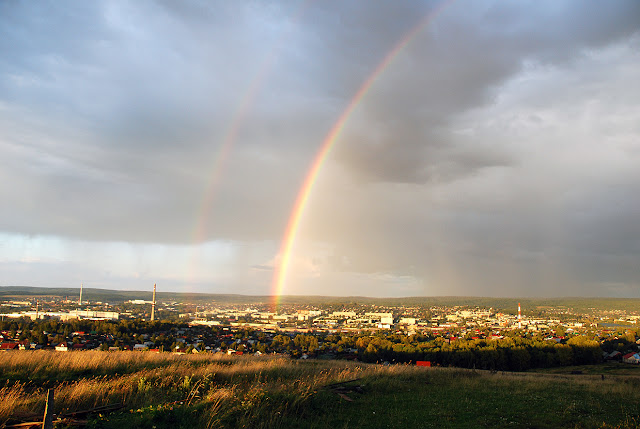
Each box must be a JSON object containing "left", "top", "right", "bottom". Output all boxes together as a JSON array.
[{"left": 1, "top": 351, "right": 640, "bottom": 428}]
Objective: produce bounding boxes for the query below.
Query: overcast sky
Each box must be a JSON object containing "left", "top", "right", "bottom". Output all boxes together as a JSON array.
[{"left": 1, "top": 1, "right": 639, "bottom": 298}]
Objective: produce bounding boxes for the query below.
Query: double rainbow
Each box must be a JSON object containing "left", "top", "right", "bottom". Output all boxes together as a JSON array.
[{"left": 271, "top": 1, "right": 452, "bottom": 309}]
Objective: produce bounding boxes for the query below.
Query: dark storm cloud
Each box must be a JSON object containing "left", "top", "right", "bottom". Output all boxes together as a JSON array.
[
  {"left": 1, "top": 1, "right": 640, "bottom": 297},
  {"left": 329, "top": 0, "right": 640, "bottom": 184}
]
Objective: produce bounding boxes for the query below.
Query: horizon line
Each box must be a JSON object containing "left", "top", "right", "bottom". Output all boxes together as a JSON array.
[{"left": 0, "top": 286, "right": 638, "bottom": 301}]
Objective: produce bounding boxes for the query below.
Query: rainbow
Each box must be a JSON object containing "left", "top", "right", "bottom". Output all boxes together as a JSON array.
[
  {"left": 192, "top": 1, "right": 313, "bottom": 245},
  {"left": 188, "top": 2, "right": 312, "bottom": 286},
  {"left": 192, "top": 76, "right": 266, "bottom": 244},
  {"left": 185, "top": 66, "right": 270, "bottom": 289},
  {"left": 271, "top": 1, "right": 453, "bottom": 309}
]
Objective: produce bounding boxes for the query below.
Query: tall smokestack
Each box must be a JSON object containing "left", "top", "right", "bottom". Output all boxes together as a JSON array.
[
  {"left": 36, "top": 300, "right": 39, "bottom": 320},
  {"left": 518, "top": 302, "right": 522, "bottom": 329},
  {"left": 151, "top": 283, "right": 156, "bottom": 321},
  {"left": 79, "top": 283, "right": 83, "bottom": 306}
]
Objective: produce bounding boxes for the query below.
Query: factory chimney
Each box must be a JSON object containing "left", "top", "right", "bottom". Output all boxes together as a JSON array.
[
  {"left": 151, "top": 283, "right": 156, "bottom": 321},
  {"left": 518, "top": 302, "right": 522, "bottom": 329},
  {"left": 79, "top": 283, "right": 83, "bottom": 306}
]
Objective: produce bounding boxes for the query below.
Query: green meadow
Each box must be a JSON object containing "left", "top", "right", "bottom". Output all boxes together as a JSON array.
[{"left": 1, "top": 351, "right": 639, "bottom": 428}]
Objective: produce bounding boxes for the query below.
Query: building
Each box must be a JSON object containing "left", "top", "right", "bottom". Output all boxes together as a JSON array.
[
  {"left": 55, "top": 344, "right": 69, "bottom": 352},
  {"left": 0, "top": 342, "right": 19, "bottom": 351},
  {"left": 623, "top": 352, "right": 640, "bottom": 364}
]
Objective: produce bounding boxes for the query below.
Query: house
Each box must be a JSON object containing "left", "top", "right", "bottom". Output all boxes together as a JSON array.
[
  {"left": 0, "top": 342, "right": 19, "bottom": 351},
  {"left": 605, "top": 350, "right": 622, "bottom": 361},
  {"left": 55, "top": 343, "right": 69, "bottom": 352},
  {"left": 623, "top": 352, "right": 640, "bottom": 364}
]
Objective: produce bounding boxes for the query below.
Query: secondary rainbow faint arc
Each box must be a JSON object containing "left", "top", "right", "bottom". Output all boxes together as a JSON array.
[
  {"left": 185, "top": 56, "right": 274, "bottom": 289},
  {"left": 193, "top": 0, "right": 312, "bottom": 245},
  {"left": 192, "top": 74, "right": 264, "bottom": 244},
  {"left": 186, "top": 1, "right": 312, "bottom": 287},
  {"left": 271, "top": 1, "right": 453, "bottom": 309}
]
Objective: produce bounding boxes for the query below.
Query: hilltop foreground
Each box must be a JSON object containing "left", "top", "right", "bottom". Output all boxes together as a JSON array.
[{"left": 1, "top": 351, "right": 640, "bottom": 428}]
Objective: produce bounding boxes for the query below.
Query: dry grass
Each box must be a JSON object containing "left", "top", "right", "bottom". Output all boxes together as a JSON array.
[
  {"left": 0, "top": 349, "right": 187, "bottom": 379},
  {"left": 0, "top": 384, "right": 38, "bottom": 424},
  {"left": 1, "top": 351, "right": 640, "bottom": 428},
  {"left": 0, "top": 351, "right": 366, "bottom": 426}
]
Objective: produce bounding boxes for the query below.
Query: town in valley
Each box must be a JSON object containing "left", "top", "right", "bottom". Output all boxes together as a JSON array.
[{"left": 2, "top": 286, "right": 639, "bottom": 370}]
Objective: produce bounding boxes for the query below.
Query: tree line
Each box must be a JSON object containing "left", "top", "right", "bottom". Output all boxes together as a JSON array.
[{"left": 2, "top": 317, "right": 638, "bottom": 371}]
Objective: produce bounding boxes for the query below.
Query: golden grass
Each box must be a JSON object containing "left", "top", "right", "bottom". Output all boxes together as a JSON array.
[
  {"left": 0, "top": 349, "right": 186, "bottom": 378},
  {"left": 0, "top": 384, "right": 36, "bottom": 424},
  {"left": 1, "top": 351, "right": 639, "bottom": 428},
  {"left": 0, "top": 351, "right": 366, "bottom": 425}
]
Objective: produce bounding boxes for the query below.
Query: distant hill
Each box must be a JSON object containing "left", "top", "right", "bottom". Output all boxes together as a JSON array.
[
  {"left": 0, "top": 286, "right": 272, "bottom": 304},
  {"left": 0, "top": 286, "right": 638, "bottom": 312}
]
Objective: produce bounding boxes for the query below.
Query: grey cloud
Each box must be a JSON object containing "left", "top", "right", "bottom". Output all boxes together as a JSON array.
[
  {"left": 334, "top": 126, "right": 512, "bottom": 184},
  {"left": 324, "top": 1, "right": 640, "bottom": 184},
  {"left": 1, "top": 1, "right": 640, "bottom": 297},
  {"left": 0, "top": 1, "right": 327, "bottom": 243}
]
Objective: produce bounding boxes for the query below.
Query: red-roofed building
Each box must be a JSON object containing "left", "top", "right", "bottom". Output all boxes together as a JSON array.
[
  {"left": 55, "top": 343, "right": 69, "bottom": 352},
  {"left": 0, "top": 342, "right": 19, "bottom": 351}
]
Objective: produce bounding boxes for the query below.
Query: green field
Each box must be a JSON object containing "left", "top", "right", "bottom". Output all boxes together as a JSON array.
[
  {"left": 1, "top": 351, "right": 639, "bottom": 428},
  {"left": 531, "top": 361, "right": 640, "bottom": 377}
]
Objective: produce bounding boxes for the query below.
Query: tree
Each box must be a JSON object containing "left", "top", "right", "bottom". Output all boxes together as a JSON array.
[
  {"left": 554, "top": 344, "right": 573, "bottom": 366},
  {"left": 508, "top": 347, "right": 531, "bottom": 371}
]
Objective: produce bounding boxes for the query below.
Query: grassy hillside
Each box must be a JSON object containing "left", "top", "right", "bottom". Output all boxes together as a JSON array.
[{"left": 1, "top": 351, "right": 639, "bottom": 428}]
